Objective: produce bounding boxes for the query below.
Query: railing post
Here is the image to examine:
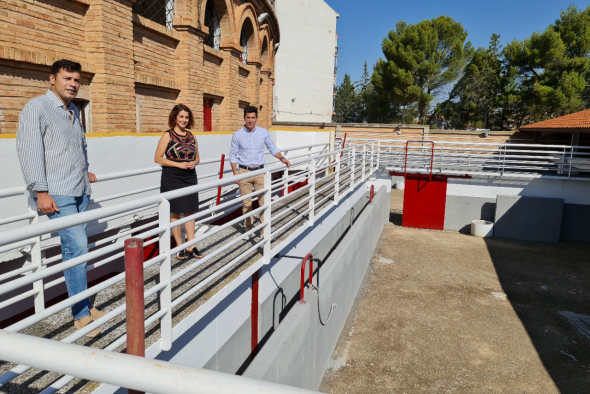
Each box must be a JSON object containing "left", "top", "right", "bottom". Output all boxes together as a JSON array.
[
  {"left": 216, "top": 154, "right": 225, "bottom": 206},
  {"left": 124, "top": 238, "right": 145, "bottom": 392},
  {"left": 28, "top": 197, "right": 44, "bottom": 313},
  {"left": 568, "top": 146, "right": 574, "bottom": 178},
  {"left": 370, "top": 142, "right": 375, "bottom": 174},
  {"left": 350, "top": 147, "right": 356, "bottom": 192},
  {"left": 377, "top": 141, "right": 381, "bottom": 170},
  {"left": 282, "top": 168, "right": 288, "bottom": 197},
  {"left": 158, "top": 199, "right": 172, "bottom": 351},
  {"left": 263, "top": 171, "right": 272, "bottom": 265},
  {"left": 333, "top": 152, "right": 341, "bottom": 205},
  {"left": 362, "top": 145, "right": 366, "bottom": 181},
  {"left": 308, "top": 159, "right": 316, "bottom": 226}
]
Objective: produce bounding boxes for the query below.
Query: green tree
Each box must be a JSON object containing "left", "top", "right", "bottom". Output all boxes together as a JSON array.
[
  {"left": 437, "top": 34, "right": 508, "bottom": 129},
  {"left": 359, "top": 61, "right": 400, "bottom": 123},
  {"left": 371, "top": 16, "right": 473, "bottom": 123},
  {"left": 504, "top": 6, "right": 590, "bottom": 122},
  {"left": 333, "top": 74, "right": 361, "bottom": 123}
]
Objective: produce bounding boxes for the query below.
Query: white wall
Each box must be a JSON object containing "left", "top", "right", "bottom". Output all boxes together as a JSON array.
[
  {"left": 274, "top": 0, "right": 338, "bottom": 123},
  {"left": 447, "top": 177, "right": 590, "bottom": 205}
]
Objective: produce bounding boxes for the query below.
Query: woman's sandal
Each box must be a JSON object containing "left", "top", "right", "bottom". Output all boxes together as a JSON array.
[
  {"left": 188, "top": 248, "right": 203, "bottom": 259},
  {"left": 176, "top": 250, "right": 190, "bottom": 260}
]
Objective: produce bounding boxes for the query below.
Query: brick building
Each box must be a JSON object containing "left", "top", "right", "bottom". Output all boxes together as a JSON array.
[{"left": 0, "top": 0, "right": 280, "bottom": 134}]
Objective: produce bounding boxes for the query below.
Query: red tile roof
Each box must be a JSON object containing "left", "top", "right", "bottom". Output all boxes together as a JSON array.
[{"left": 520, "top": 109, "right": 590, "bottom": 133}]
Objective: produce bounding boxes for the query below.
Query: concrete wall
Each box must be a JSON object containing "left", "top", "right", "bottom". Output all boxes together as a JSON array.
[
  {"left": 274, "top": 0, "right": 339, "bottom": 123},
  {"left": 494, "top": 195, "right": 564, "bottom": 243},
  {"left": 444, "top": 177, "right": 590, "bottom": 242},
  {"left": 243, "top": 184, "right": 391, "bottom": 389}
]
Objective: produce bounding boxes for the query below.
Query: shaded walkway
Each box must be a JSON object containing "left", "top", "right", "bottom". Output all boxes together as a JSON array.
[{"left": 321, "top": 190, "right": 590, "bottom": 393}]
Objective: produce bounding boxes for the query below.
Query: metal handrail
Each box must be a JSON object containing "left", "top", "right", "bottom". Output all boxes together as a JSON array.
[
  {"left": 0, "top": 330, "right": 318, "bottom": 394},
  {"left": 404, "top": 140, "right": 434, "bottom": 180}
]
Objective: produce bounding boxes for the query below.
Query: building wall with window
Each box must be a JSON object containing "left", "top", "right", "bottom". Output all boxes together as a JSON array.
[
  {"left": 0, "top": 0, "right": 280, "bottom": 134},
  {"left": 273, "top": 0, "right": 338, "bottom": 123}
]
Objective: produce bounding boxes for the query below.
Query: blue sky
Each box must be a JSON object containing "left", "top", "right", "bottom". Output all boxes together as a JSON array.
[{"left": 326, "top": 0, "right": 590, "bottom": 85}]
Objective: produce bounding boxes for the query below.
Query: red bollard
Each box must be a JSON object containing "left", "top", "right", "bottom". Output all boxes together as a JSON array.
[
  {"left": 124, "top": 238, "right": 145, "bottom": 394},
  {"left": 299, "top": 253, "right": 314, "bottom": 303},
  {"left": 370, "top": 184, "right": 375, "bottom": 204},
  {"left": 216, "top": 154, "right": 225, "bottom": 206}
]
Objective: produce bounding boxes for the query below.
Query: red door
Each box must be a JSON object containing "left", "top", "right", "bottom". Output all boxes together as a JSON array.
[
  {"left": 203, "top": 99, "right": 213, "bottom": 131},
  {"left": 402, "top": 174, "right": 448, "bottom": 230}
]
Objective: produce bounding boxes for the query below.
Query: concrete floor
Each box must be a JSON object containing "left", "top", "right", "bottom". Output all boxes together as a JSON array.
[{"left": 320, "top": 189, "right": 590, "bottom": 394}]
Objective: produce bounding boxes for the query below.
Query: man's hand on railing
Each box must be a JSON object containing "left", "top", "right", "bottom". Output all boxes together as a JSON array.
[
  {"left": 35, "top": 192, "right": 59, "bottom": 215},
  {"left": 88, "top": 172, "right": 97, "bottom": 183}
]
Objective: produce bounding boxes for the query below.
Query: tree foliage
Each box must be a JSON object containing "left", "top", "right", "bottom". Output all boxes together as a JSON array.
[
  {"left": 371, "top": 16, "right": 472, "bottom": 123},
  {"left": 333, "top": 74, "right": 362, "bottom": 123}
]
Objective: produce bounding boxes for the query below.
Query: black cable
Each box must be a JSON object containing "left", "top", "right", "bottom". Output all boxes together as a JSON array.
[
  {"left": 310, "top": 284, "right": 337, "bottom": 326},
  {"left": 275, "top": 254, "right": 337, "bottom": 325}
]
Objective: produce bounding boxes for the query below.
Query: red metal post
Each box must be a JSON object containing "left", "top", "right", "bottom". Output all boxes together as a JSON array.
[
  {"left": 124, "top": 238, "right": 145, "bottom": 394},
  {"left": 340, "top": 133, "right": 347, "bottom": 158},
  {"left": 216, "top": 154, "right": 225, "bottom": 206},
  {"left": 251, "top": 270, "right": 259, "bottom": 358},
  {"left": 299, "top": 253, "right": 314, "bottom": 303},
  {"left": 370, "top": 184, "right": 375, "bottom": 204}
]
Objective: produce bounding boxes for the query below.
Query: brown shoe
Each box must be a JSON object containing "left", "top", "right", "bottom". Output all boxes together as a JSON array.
[
  {"left": 74, "top": 315, "right": 101, "bottom": 338},
  {"left": 90, "top": 307, "right": 115, "bottom": 322}
]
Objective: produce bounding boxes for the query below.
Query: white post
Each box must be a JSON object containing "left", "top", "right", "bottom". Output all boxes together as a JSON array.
[
  {"left": 263, "top": 171, "right": 272, "bottom": 264},
  {"left": 362, "top": 145, "right": 366, "bottom": 181},
  {"left": 282, "top": 168, "right": 288, "bottom": 197},
  {"left": 350, "top": 147, "right": 356, "bottom": 192},
  {"left": 308, "top": 159, "right": 316, "bottom": 226},
  {"left": 158, "top": 199, "right": 172, "bottom": 351},
  {"left": 377, "top": 141, "right": 381, "bottom": 170},
  {"left": 28, "top": 198, "right": 44, "bottom": 313},
  {"left": 333, "top": 152, "right": 340, "bottom": 205}
]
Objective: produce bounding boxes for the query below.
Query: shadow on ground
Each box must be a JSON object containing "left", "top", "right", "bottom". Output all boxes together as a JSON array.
[{"left": 484, "top": 237, "right": 590, "bottom": 394}]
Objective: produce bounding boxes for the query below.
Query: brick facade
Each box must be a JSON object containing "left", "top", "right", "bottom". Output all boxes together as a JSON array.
[{"left": 0, "top": 0, "right": 279, "bottom": 134}]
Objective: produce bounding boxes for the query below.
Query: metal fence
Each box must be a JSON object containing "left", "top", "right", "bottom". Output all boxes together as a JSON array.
[
  {"left": 348, "top": 138, "right": 590, "bottom": 180},
  {"left": 0, "top": 141, "right": 375, "bottom": 392}
]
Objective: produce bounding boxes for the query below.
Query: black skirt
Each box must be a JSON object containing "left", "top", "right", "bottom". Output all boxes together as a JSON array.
[{"left": 160, "top": 166, "right": 199, "bottom": 214}]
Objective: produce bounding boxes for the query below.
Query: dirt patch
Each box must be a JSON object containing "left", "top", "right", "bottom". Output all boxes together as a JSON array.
[{"left": 320, "top": 189, "right": 590, "bottom": 394}]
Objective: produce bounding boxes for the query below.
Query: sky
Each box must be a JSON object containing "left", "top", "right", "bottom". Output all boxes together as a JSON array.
[{"left": 326, "top": 0, "right": 590, "bottom": 85}]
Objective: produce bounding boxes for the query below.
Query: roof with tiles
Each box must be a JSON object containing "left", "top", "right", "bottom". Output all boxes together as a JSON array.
[{"left": 520, "top": 109, "right": 590, "bottom": 133}]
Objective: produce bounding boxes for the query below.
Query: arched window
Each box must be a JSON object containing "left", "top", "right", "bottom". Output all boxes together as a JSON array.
[
  {"left": 204, "top": 0, "right": 221, "bottom": 50},
  {"left": 133, "top": 0, "right": 175, "bottom": 29},
  {"left": 239, "top": 19, "right": 254, "bottom": 64}
]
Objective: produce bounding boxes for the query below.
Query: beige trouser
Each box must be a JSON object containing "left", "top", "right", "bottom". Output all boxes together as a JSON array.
[{"left": 238, "top": 168, "right": 265, "bottom": 232}]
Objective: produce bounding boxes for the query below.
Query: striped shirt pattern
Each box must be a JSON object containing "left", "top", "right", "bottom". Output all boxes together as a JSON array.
[
  {"left": 17, "top": 89, "right": 91, "bottom": 197},
  {"left": 229, "top": 125, "right": 280, "bottom": 166}
]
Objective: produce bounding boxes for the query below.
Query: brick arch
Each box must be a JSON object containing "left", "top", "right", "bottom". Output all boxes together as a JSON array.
[
  {"left": 235, "top": 5, "right": 261, "bottom": 64},
  {"left": 198, "top": 0, "right": 235, "bottom": 46}
]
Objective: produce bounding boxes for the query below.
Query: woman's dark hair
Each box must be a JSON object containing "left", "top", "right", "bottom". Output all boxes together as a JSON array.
[
  {"left": 243, "top": 105, "right": 258, "bottom": 117},
  {"left": 50, "top": 59, "right": 82, "bottom": 77},
  {"left": 168, "top": 104, "right": 195, "bottom": 129}
]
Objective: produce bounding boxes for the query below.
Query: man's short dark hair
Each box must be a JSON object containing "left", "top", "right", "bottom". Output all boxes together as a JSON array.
[
  {"left": 51, "top": 59, "right": 82, "bottom": 77},
  {"left": 243, "top": 105, "right": 258, "bottom": 117}
]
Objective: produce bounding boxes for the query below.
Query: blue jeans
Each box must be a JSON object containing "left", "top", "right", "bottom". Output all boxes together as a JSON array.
[{"left": 46, "top": 194, "right": 91, "bottom": 320}]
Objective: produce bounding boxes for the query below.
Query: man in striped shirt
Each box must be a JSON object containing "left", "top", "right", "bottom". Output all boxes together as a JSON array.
[{"left": 17, "top": 60, "right": 106, "bottom": 337}]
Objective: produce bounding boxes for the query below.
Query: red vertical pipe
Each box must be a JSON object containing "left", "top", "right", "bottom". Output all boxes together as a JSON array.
[
  {"left": 299, "top": 253, "right": 314, "bottom": 303},
  {"left": 216, "top": 154, "right": 225, "bottom": 206},
  {"left": 340, "top": 133, "right": 347, "bottom": 158},
  {"left": 124, "top": 238, "right": 145, "bottom": 394},
  {"left": 370, "top": 184, "right": 375, "bottom": 204},
  {"left": 251, "top": 270, "right": 259, "bottom": 357}
]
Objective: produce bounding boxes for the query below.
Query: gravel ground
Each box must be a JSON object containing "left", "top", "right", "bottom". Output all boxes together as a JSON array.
[
  {"left": 320, "top": 189, "right": 590, "bottom": 394},
  {"left": 0, "top": 164, "right": 370, "bottom": 394}
]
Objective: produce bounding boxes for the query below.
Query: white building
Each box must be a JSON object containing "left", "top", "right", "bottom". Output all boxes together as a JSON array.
[{"left": 273, "top": 0, "right": 339, "bottom": 123}]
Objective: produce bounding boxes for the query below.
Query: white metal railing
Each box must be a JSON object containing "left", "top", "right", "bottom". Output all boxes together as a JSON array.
[
  {"left": 0, "top": 143, "right": 331, "bottom": 269},
  {"left": 0, "top": 141, "right": 372, "bottom": 392},
  {"left": 347, "top": 137, "right": 590, "bottom": 180},
  {"left": 0, "top": 330, "right": 318, "bottom": 394}
]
